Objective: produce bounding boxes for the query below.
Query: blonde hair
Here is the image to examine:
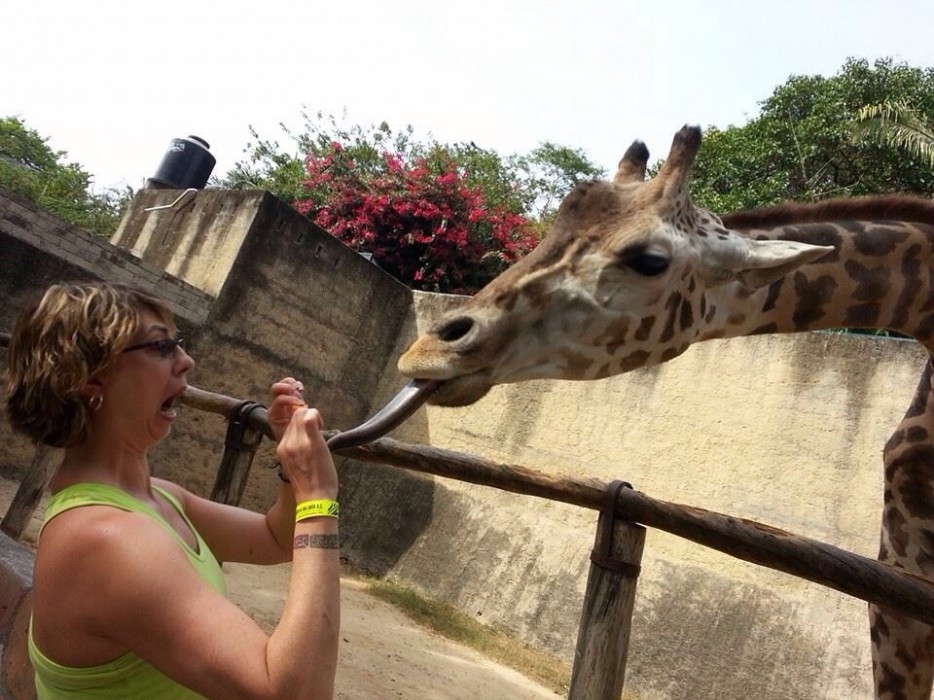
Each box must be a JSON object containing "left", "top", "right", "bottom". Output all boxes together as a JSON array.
[{"left": 5, "top": 282, "right": 175, "bottom": 447}]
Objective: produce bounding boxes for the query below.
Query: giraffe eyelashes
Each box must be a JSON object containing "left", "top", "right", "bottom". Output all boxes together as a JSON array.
[{"left": 619, "top": 251, "right": 671, "bottom": 277}]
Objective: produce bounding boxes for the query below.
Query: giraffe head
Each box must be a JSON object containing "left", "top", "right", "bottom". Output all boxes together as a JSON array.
[{"left": 398, "top": 125, "right": 833, "bottom": 406}]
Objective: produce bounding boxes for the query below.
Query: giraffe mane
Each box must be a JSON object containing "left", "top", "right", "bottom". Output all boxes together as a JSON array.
[{"left": 720, "top": 194, "right": 934, "bottom": 230}]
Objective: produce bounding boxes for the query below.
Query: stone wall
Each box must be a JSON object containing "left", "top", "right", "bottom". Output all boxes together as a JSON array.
[{"left": 2, "top": 185, "right": 929, "bottom": 699}]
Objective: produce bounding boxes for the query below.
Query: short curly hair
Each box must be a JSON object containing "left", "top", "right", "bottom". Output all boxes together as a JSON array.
[{"left": 4, "top": 282, "right": 175, "bottom": 448}]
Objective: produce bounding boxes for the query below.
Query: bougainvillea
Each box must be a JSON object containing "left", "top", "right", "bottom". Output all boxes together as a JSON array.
[{"left": 292, "top": 142, "right": 538, "bottom": 294}]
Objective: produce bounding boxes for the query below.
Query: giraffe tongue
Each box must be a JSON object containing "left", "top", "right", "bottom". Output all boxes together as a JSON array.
[{"left": 325, "top": 379, "right": 442, "bottom": 452}]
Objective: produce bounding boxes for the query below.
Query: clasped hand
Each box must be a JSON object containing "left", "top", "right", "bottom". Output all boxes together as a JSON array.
[{"left": 267, "top": 378, "right": 338, "bottom": 499}]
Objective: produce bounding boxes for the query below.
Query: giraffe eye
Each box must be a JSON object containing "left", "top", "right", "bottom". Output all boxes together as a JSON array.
[{"left": 623, "top": 252, "right": 670, "bottom": 277}]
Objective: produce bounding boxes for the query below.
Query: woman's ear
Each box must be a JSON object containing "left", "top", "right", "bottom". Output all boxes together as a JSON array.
[{"left": 80, "top": 375, "right": 105, "bottom": 400}]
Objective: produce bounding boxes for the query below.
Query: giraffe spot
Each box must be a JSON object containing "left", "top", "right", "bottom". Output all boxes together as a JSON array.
[
  {"left": 845, "top": 259, "right": 892, "bottom": 302},
  {"left": 883, "top": 506, "right": 910, "bottom": 558},
  {"left": 915, "top": 313, "right": 934, "bottom": 342},
  {"left": 634, "top": 316, "right": 656, "bottom": 342},
  {"left": 679, "top": 299, "right": 694, "bottom": 332},
  {"left": 727, "top": 313, "right": 746, "bottom": 326},
  {"left": 907, "top": 426, "right": 930, "bottom": 442},
  {"left": 751, "top": 322, "right": 779, "bottom": 335},
  {"left": 843, "top": 303, "right": 881, "bottom": 328},
  {"left": 906, "top": 389, "right": 930, "bottom": 419},
  {"left": 494, "top": 288, "right": 520, "bottom": 313},
  {"left": 891, "top": 256, "right": 922, "bottom": 330},
  {"left": 870, "top": 621, "right": 880, "bottom": 646},
  {"left": 904, "top": 361, "right": 934, "bottom": 419},
  {"left": 886, "top": 445, "right": 934, "bottom": 519},
  {"left": 660, "top": 292, "right": 684, "bottom": 343},
  {"left": 917, "top": 529, "right": 934, "bottom": 570},
  {"left": 619, "top": 350, "right": 651, "bottom": 370},
  {"left": 783, "top": 224, "right": 844, "bottom": 263},
  {"left": 761, "top": 278, "right": 785, "bottom": 313},
  {"left": 561, "top": 349, "right": 598, "bottom": 377},
  {"left": 792, "top": 272, "right": 836, "bottom": 327},
  {"left": 705, "top": 303, "right": 717, "bottom": 324},
  {"left": 886, "top": 430, "right": 907, "bottom": 452},
  {"left": 660, "top": 345, "right": 689, "bottom": 363},
  {"left": 895, "top": 640, "right": 916, "bottom": 669},
  {"left": 877, "top": 661, "right": 907, "bottom": 697},
  {"left": 848, "top": 222, "right": 909, "bottom": 256},
  {"left": 877, "top": 543, "right": 890, "bottom": 564},
  {"left": 875, "top": 612, "right": 892, "bottom": 638}
]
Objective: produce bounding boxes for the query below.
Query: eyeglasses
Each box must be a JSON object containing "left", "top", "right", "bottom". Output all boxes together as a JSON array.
[{"left": 122, "top": 337, "right": 185, "bottom": 359}]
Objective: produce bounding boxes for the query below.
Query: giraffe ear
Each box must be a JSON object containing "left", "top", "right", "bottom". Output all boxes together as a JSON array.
[{"left": 705, "top": 240, "right": 835, "bottom": 289}]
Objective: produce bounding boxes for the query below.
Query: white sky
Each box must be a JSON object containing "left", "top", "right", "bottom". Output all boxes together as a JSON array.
[{"left": 4, "top": 0, "right": 934, "bottom": 193}]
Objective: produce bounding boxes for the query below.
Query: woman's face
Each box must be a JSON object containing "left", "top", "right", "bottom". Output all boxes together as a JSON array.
[{"left": 94, "top": 309, "right": 195, "bottom": 449}]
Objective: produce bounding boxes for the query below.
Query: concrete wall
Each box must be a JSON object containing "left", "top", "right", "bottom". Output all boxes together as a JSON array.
[{"left": 1, "top": 185, "right": 928, "bottom": 699}]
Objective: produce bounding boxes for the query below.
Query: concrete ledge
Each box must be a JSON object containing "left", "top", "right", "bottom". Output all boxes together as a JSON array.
[{"left": 0, "top": 532, "right": 34, "bottom": 700}]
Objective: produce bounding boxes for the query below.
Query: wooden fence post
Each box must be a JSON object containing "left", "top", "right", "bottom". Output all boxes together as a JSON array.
[
  {"left": 210, "top": 401, "right": 266, "bottom": 505},
  {"left": 569, "top": 481, "right": 646, "bottom": 700},
  {"left": 1, "top": 445, "right": 58, "bottom": 541}
]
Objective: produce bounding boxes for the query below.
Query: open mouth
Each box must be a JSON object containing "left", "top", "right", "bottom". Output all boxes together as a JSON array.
[
  {"left": 426, "top": 372, "right": 494, "bottom": 407},
  {"left": 159, "top": 389, "right": 185, "bottom": 418}
]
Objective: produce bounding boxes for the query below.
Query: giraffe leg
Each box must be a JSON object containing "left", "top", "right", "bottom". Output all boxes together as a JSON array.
[{"left": 872, "top": 358, "right": 934, "bottom": 700}]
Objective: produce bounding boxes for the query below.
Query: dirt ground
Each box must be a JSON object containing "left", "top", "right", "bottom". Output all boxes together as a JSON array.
[
  {"left": 226, "top": 562, "right": 560, "bottom": 700},
  {"left": 2, "top": 478, "right": 559, "bottom": 700}
]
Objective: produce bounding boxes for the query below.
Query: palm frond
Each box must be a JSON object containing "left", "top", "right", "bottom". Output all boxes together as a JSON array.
[{"left": 853, "top": 100, "right": 934, "bottom": 167}]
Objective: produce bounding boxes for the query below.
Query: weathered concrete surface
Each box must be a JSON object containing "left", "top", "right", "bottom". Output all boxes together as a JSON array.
[
  {"left": 0, "top": 532, "right": 34, "bottom": 700},
  {"left": 2, "top": 186, "right": 930, "bottom": 699}
]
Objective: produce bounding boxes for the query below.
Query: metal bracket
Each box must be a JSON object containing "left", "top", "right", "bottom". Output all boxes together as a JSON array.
[
  {"left": 224, "top": 400, "right": 266, "bottom": 453},
  {"left": 590, "top": 479, "right": 642, "bottom": 577}
]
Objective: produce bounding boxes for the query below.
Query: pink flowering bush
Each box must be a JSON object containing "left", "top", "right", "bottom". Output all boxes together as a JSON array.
[{"left": 293, "top": 142, "right": 537, "bottom": 294}]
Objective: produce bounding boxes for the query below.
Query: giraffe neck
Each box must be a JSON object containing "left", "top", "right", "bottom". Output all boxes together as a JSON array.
[{"left": 699, "top": 220, "right": 934, "bottom": 346}]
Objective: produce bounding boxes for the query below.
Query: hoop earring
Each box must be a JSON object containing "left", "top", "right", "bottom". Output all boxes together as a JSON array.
[{"left": 89, "top": 394, "right": 104, "bottom": 412}]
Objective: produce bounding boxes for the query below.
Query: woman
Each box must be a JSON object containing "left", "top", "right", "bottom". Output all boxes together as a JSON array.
[{"left": 4, "top": 282, "right": 340, "bottom": 699}]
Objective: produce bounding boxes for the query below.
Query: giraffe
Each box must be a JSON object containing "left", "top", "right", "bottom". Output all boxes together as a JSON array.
[{"left": 393, "top": 125, "right": 934, "bottom": 700}]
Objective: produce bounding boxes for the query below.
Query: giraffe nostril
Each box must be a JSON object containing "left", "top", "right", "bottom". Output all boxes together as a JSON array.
[{"left": 435, "top": 316, "right": 474, "bottom": 343}]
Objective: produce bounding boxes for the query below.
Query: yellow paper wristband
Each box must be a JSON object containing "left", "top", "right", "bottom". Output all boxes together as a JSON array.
[{"left": 295, "top": 499, "right": 339, "bottom": 522}]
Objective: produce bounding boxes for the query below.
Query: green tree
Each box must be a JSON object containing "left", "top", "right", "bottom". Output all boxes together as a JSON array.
[
  {"left": 686, "top": 58, "right": 934, "bottom": 213},
  {"left": 0, "top": 116, "right": 131, "bottom": 237}
]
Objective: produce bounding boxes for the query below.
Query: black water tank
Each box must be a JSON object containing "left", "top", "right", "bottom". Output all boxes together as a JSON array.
[{"left": 149, "top": 135, "right": 216, "bottom": 189}]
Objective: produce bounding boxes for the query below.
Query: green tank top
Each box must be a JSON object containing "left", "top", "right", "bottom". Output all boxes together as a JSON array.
[{"left": 28, "top": 483, "right": 226, "bottom": 700}]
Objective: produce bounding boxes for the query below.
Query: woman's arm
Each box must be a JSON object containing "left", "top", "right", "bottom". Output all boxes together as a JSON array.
[
  {"left": 47, "top": 405, "right": 341, "bottom": 699},
  {"left": 160, "top": 378, "right": 313, "bottom": 565}
]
